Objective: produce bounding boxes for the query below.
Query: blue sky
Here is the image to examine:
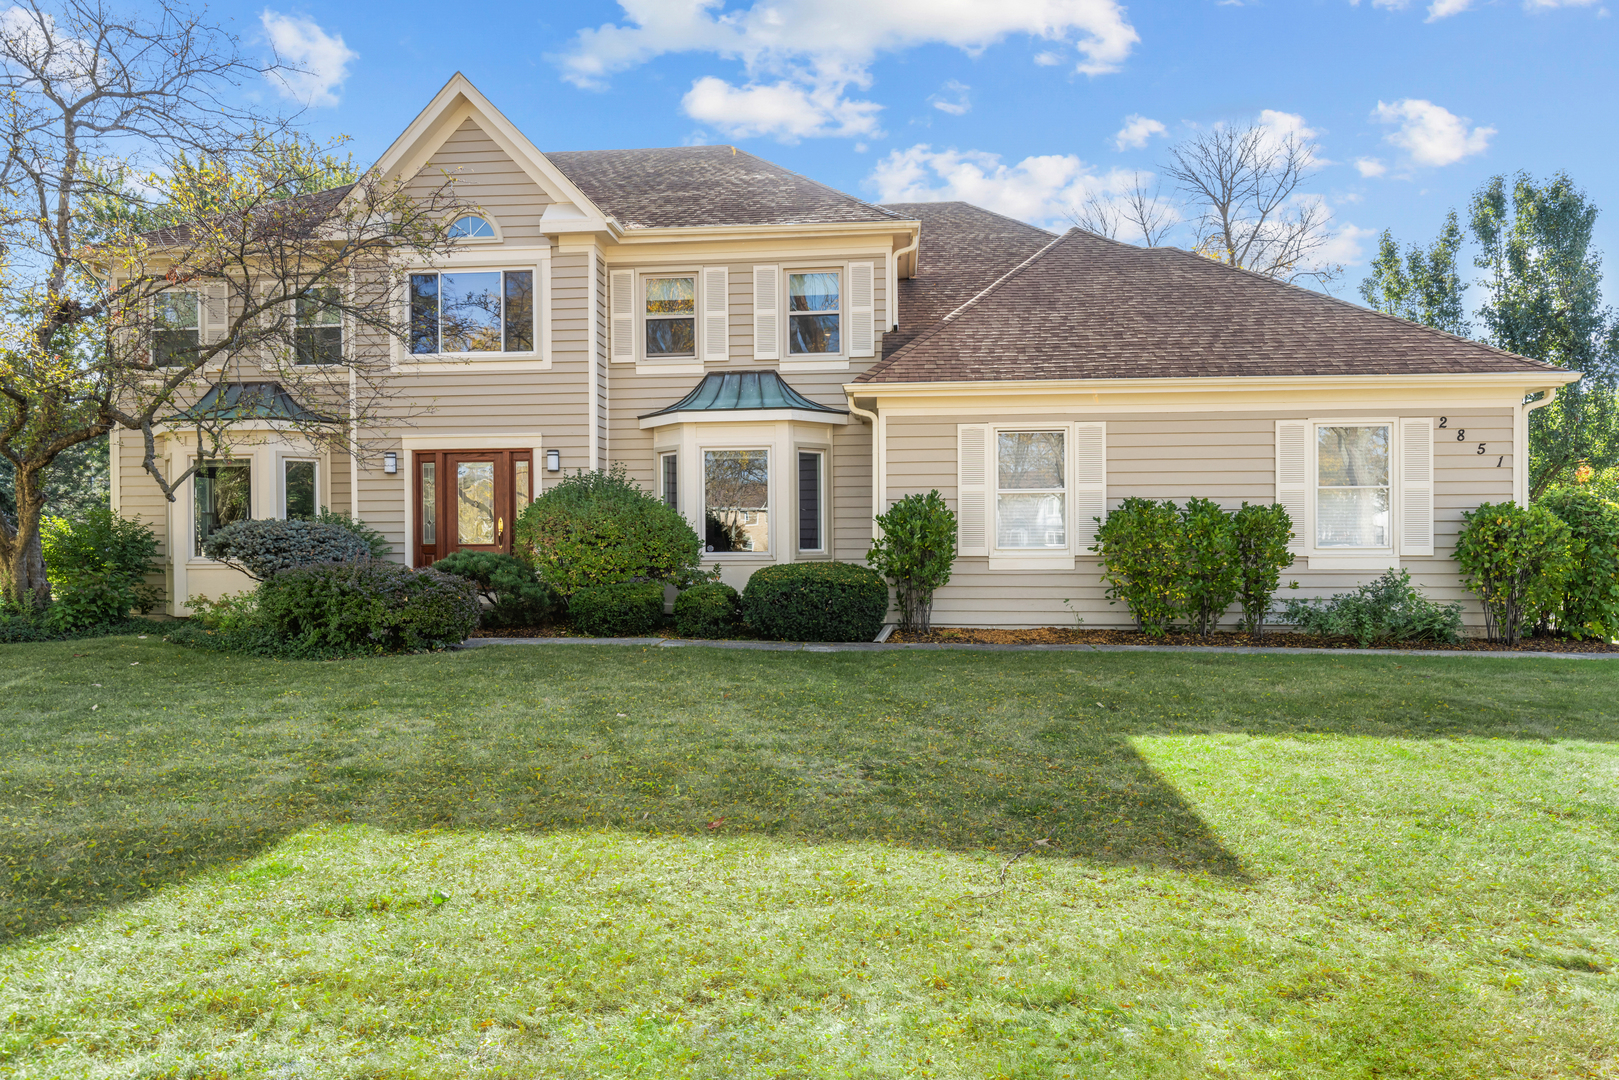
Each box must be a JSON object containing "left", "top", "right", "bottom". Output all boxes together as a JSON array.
[{"left": 226, "top": 0, "right": 1614, "bottom": 305}]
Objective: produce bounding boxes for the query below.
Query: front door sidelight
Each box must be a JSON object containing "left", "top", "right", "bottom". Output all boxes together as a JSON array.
[{"left": 413, "top": 449, "right": 533, "bottom": 566}]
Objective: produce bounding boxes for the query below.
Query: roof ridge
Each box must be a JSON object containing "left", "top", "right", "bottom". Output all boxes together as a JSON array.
[
  {"left": 857, "top": 229, "right": 1073, "bottom": 383},
  {"left": 728, "top": 146, "right": 903, "bottom": 222}
]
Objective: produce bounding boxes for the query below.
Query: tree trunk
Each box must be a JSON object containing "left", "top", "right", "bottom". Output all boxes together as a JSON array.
[{"left": 0, "top": 472, "right": 52, "bottom": 611}]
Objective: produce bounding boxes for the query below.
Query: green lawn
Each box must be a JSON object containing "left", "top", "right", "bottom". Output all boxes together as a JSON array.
[{"left": 0, "top": 637, "right": 1615, "bottom": 1078}]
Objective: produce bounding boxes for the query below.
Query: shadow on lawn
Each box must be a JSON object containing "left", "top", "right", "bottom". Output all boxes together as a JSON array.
[{"left": 4, "top": 639, "right": 1608, "bottom": 944}]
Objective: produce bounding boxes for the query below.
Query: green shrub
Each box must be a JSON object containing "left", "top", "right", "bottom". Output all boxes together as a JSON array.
[
  {"left": 1232, "top": 503, "right": 1296, "bottom": 635},
  {"left": 432, "top": 551, "right": 558, "bottom": 628},
  {"left": 1453, "top": 501, "right": 1574, "bottom": 644},
  {"left": 741, "top": 562, "right": 888, "bottom": 642},
  {"left": 0, "top": 610, "right": 165, "bottom": 643},
  {"left": 673, "top": 581, "right": 741, "bottom": 639},
  {"left": 256, "top": 559, "right": 480, "bottom": 655},
  {"left": 569, "top": 581, "right": 667, "bottom": 637},
  {"left": 40, "top": 508, "right": 162, "bottom": 630},
  {"left": 314, "top": 507, "right": 392, "bottom": 559},
  {"left": 1179, "top": 498, "right": 1240, "bottom": 636},
  {"left": 1279, "top": 570, "right": 1464, "bottom": 647},
  {"left": 514, "top": 465, "right": 704, "bottom": 597},
  {"left": 867, "top": 491, "right": 955, "bottom": 633},
  {"left": 1092, "top": 497, "right": 1185, "bottom": 635},
  {"left": 1538, "top": 488, "right": 1619, "bottom": 640},
  {"left": 188, "top": 590, "right": 262, "bottom": 632},
  {"left": 201, "top": 518, "right": 372, "bottom": 580}
]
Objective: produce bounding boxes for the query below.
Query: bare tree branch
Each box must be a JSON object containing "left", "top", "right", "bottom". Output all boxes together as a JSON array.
[{"left": 1066, "top": 172, "right": 1176, "bottom": 247}]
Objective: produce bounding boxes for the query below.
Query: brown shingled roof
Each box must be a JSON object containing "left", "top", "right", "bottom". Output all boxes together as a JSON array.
[
  {"left": 857, "top": 228, "right": 1562, "bottom": 384},
  {"left": 878, "top": 201, "right": 1056, "bottom": 358},
  {"left": 545, "top": 146, "right": 901, "bottom": 230},
  {"left": 138, "top": 183, "right": 357, "bottom": 248}
]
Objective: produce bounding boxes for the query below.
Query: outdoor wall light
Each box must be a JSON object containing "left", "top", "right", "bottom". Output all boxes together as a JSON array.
[
  {"left": 546, "top": 449, "right": 560, "bottom": 472},
  {"left": 383, "top": 451, "right": 397, "bottom": 474}
]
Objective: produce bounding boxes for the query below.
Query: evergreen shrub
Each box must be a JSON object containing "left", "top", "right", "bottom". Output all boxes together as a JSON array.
[
  {"left": 569, "top": 580, "right": 667, "bottom": 637},
  {"left": 741, "top": 562, "right": 888, "bottom": 642},
  {"left": 673, "top": 581, "right": 741, "bottom": 639}
]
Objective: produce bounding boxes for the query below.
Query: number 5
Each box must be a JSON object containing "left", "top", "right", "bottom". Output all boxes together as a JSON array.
[{"left": 1476, "top": 443, "right": 1486, "bottom": 455}]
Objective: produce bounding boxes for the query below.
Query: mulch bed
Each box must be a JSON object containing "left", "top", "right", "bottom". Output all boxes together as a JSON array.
[{"left": 888, "top": 626, "right": 1619, "bottom": 653}]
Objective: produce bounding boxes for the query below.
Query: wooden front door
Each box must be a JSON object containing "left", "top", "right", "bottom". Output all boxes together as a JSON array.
[{"left": 414, "top": 449, "right": 532, "bottom": 566}]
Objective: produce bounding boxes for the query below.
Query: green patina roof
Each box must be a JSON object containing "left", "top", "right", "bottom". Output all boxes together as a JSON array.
[
  {"left": 168, "top": 382, "right": 336, "bottom": 425},
  {"left": 639, "top": 371, "right": 848, "bottom": 420}
]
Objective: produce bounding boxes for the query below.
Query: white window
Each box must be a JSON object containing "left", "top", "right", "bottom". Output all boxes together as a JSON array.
[
  {"left": 995, "top": 430, "right": 1067, "bottom": 550},
  {"left": 704, "top": 449, "right": 769, "bottom": 553},
  {"left": 1315, "top": 424, "right": 1391, "bottom": 548},
  {"left": 153, "top": 291, "right": 200, "bottom": 366},
  {"left": 447, "top": 215, "right": 496, "bottom": 239},
  {"left": 658, "top": 451, "right": 679, "bottom": 510},
  {"left": 195, "top": 462, "right": 251, "bottom": 555},
  {"left": 788, "top": 271, "right": 840, "bottom": 355},
  {"left": 283, "top": 460, "right": 317, "bottom": 521},
  {"left": 645, "top": 276, "right": 696, "bottom": 358},
  {"left": 797, "top": 449, "right": 825, "bottom": 553},
  {"left": 294, "top": 287, "right": 343, "bottom": 365},
  {"left": 409, "top": 270, "right": 534, "bottom": 354}
]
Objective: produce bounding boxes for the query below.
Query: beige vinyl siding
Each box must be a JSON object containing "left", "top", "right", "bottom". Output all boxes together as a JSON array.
[
  {"left": 831, "top": 421, "right": 872, "bottom": 562},
  {"left": 884, "top": 409, "right": 1515, "bottom": 630},
  {"left": 327, "top": 452, "right": 352, "bottom": 517},
  {"left": 113, "top": 427, "right": 174, "bottom": 601},
  {"left": 408, "top": 117, "right": 551, "bottom": 240}
]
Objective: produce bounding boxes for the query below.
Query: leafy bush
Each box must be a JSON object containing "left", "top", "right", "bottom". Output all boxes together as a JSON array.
[
  {"left": 40, "top": 508, "right": 162, "bottom": 630},
  {"left": 1453, "top": 501, "right": 1574, "bottom": 644},
  {"left": 1179, "top": 498, "right": 1240, "bottom": 636},
  {"left": 673, "top": 581, "right": 741, "bottom": 639},
  {"left": 1538, "top": 488, "right": 1619, "bottom": 640},
  {"left": 188, "top": 590, "right": 261, "bottom": 632},
  {"left": 0, "top": 611, "right": 164, "bottom": 643},
  {"left": 514, "top": 465, "right": 705, "bottom": 597},
  {"left": 1279, "top": 570, "right": 1464, "bottom": 647},
  {"left": 741, "top": 562, "right": 888, "bottom": 643},
  {"left": 867, "top": 491, "right": 955, "bottom": 633},
  {"left": 569, "top": 580, "right": 667, "bottom": 637},
  {"left": 256, "top": 559, "right": 479, "bottom": 655},
  {"left": 432, "top": 551, "right": 558, "bottom": 628},
  {"left": 201, "top": 518, "right": 372, "bottom": 580},
  {"left": 314, "top": 507, "right": 392, "bottom": 559},
  {"left": 1232, "top": 503, "right": 1296, "bottom": 635},
  {"left": 1092, "top": 498, "right": 1186, "bottom": 635}
]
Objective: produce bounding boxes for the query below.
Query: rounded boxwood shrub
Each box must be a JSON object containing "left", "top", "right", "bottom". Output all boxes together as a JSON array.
[
  {"left": 568, "top": 580, "right": 667, "bottom": 637},
  {"left": 513, "top": 465, "right": 704, "bottom": 598},
  {"left": 673, "top": 581, "right": 741, "bottom": 639},
  {"left": 741, "top": 562, "right": 888, "bottom": 642},
  {"left": 202, "top": 518, "right": 373, "bottom": 580},
  {"left": 257, "top": 559, "right": 480, "bottom": 654},
  {"left": 433, "top": 551, "right": 558, "bottom": 628}
]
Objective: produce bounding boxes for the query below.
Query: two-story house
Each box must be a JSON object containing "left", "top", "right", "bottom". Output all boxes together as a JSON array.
[{"left": 112, "top": 74, "right": 1577, "bottom": 631}]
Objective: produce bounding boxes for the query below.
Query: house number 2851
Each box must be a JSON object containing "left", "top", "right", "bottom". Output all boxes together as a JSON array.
[{"left": 1438, "top": 418, "right": 1501, "bottom": 465}]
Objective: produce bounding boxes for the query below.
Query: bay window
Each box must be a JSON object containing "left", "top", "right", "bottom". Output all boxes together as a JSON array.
[
  {"left": 283, "top": 460, "right": 316, "bottom": 521},
  {"left": 996, "top": 430, "right": 1067, "bottom": 550},
  {"left": 797, "top": 450, "right": 824, "bottom": 552},
  {"left": 409, "top": 270, "right": 534, "bottom": 354},
  {"left": 195, "top": 462, "right": 251, "bottom": 555},
  {"left": 704, "top": 449, "right": 769, "bottom": 553}
]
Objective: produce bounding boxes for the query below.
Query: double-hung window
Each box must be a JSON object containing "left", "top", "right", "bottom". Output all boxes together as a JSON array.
[
  {"left": 788, "top": 272, "right": 840, "bottom": 355},
  {"left": 704, "top": 449, "right": 769, "bottom": 553},
  {"left": 996, "top": 431, "right": 1067, "bottom": 550},
  {"left": 1315, "top": 424, "right": 1391, "bottom": 548},
  {"left": 154, "top": 291, "right": 200, "bottom": 366},
  {"left": 409, "top": 270, "right": 534, "bottom": 354},
  {"left": 195, "top": 462, "right": 251, "bottom": 555},
  {"left": 646, "top": 277, "right": 696, "bottom": 357},
  {"left": 294, "top": 287, "right": 343, "bottom": 365}
]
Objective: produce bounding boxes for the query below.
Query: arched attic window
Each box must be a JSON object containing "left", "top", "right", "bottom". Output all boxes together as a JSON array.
[{"left": 448, "top": 215, "right": 497, "bottom": 240}]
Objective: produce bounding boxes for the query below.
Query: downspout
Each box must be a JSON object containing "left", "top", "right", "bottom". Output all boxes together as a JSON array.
[
  {"left": 846, "top": 395, "right": 882, "bottom": 529},
  {"left": 1520, "top": 387, "right": 1559, "bottom": 504},
  {"left": 889, "top": 228, "right": 920, "bottom": 333}
]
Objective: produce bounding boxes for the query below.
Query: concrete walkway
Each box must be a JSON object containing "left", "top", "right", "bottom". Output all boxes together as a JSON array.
[{"left": 460, "top": 636, "right": 1619, "bottom": 660}]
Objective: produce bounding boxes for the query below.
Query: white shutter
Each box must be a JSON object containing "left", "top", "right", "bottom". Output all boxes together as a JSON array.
[
  {"left": 1072, "top": 422, "right": 1106, "bottom": 549},
  {"left": 609, "top": 269, "right": 635, "bottom": 362},
  {"left": 1401, "top": 416, "right": 1435, "bottom": 557},
  {"left": 701, "top": 266, "right": 729, "bottom": 362},
  {"left": 200, "top": 282, "right": 229, "bottom": 345},
  {"left": 752, "top": 264, "right": 779, "bottom": 361},
  {"left": 848, "top": 261, "right": 875, "bottom": 357},
  {"left": 1276, "top": 420, "right": 1310, "bottom": 557},
  {"left": 957, "top": 424, "right": 989, "bottom": 557}
]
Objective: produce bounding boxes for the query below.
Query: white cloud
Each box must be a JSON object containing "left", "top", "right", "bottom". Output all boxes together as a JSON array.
[
  {"left": 1372, "top": 98, "right": 1494, "bottom": 166},
  {"left": 930, "top": 80, "right": 971, "bottom": 116},
  {"left": 556, "top": 0, "right": 1138, "bottom": 140},
  {"left": 683, "top": 76, "right": 882, "bottom": 140},
  {"left": 1033, "top": 50, "right": 1064, "bottom": 65},
  {"left": 1425, "top": 0, "right": 1474, "bottom": 18},
  {"left": 0, "top": 6, "right": 101, "bottom": 87},
  {"left": 261, "top": 11, "right": 356, "bottom": 107},
  {"left": 1316, "top": 221, "right": 1378, "bottom": 268},
  {"left": 1363, "top": 0, "right": 1600, "bottom": 18},
  {"left": 1355, "top": 157, "right": 1387, "bottom": 177},
  {"left": 1112, "top": 114, "right": 1166, "bottom": 150},
  {"left": 868, "top": 143, "right": 1139, "bottom": 227}
]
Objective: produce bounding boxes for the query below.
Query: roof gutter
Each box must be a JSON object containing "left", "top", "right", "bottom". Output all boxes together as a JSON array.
[{"left": 843, "top": 370, "right": 1583, "bottom": 398}]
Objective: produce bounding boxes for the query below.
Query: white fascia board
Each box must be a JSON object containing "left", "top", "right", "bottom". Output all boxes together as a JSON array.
[
  {"left": 639, "top": 408, "right": 851, "bottom": 430},
  {"left": 612, "top": 220, "right": 921, "bottom": 246},
  {"left": 844, "top": 371, "right": 1582, "bottom": 401}
]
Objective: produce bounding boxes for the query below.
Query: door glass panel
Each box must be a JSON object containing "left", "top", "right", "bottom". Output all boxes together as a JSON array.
[
  {"left": 421, "top": 460, "right": 436, "bottom": 545},
  {"left": 457, "top": 461, "right": 496, "bottom": 544},
  {"left": 514, "top": 460, "right": 530, "bottom": 506}
]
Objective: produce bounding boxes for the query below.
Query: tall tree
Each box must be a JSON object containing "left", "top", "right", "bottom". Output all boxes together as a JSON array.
[
  {"left": 1068, "top": 171, "right": 1176, "bottom": 247},
  {"left": 1161, "top": 120, "right": 1340, "bottom": 287},
  {"left": 0, "top": 0, "right": 467, "bottom": 608},
  {"left": 1358, "top": 210, "right": 1469, "bottom": 337}
]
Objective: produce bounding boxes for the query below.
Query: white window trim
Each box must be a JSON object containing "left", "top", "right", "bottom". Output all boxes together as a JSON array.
[
  {"left": 988, "top": 424, "right": 1078, "bottom": 569},
  {"left": 278, "top": 454, "right": 321, "bottom": 520},
  {"left": 656, "top": 448, "right": 680, "bottom": 512},
  {"left": 394, "top": 250, "right": 551, "bottom": 372},
  {"left": 447, "top": 214, "right": 502, "bottom": 244},
  {"left": 640, "top": 268, "right": 702, "bottom": 365},
  {"left": 794, "top": 443, "right": 829, "bottom": 556},
  {"left": 290, "top": 285, "right": 346, "bottom": 370},
  {"left": 1306, "top": 416, "right": 1401, "bottom": 570},
  {"left": 700, "top": 443, "right": 774, "bottom": 559},
  {"left": 779, "top": 264, "right": 849, "bottom": 370},
  {"left": 187, "top": 457, "right": 254, "bottom": 562}
]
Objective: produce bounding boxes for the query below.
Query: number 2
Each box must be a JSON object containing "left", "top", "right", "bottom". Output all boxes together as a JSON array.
[{"left": 1438, "top": 416, "right": 1448, "bottom": 428}]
